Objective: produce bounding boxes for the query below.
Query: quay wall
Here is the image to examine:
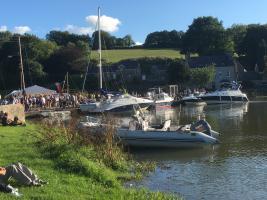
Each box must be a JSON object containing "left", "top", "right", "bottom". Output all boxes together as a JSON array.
[{"left": 0, "top": 104, "right": 25, "bottom": 123}]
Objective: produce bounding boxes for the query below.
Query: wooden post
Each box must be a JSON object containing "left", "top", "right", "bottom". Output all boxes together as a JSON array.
[{"left": 18, "top": 36, "right": 26, "bottom": 96}]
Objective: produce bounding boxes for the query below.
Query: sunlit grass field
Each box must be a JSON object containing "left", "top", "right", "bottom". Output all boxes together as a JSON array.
[{"left": 91, "top": 48, "right": 184, "bottom": 63}]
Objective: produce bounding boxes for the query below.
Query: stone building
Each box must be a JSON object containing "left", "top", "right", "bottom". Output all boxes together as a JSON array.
[{"left": 187, "top": 54, "right": 245, "bottom": 89}]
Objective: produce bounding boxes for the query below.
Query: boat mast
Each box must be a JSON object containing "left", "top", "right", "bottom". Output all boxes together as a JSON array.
[
  {"left": 98, "top": 7, "right": 102, "bottom": 89},
  {"left": 18, "top": 36, "right": 26, "bottom": 93}
]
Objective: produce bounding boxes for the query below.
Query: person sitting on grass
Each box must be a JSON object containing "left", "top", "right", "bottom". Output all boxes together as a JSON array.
[
  {"left": 10, "top": 116, "right": 25, "bottom": 126},
  {"left": 1, "top": 113, "right": 12, "bottom": 126},
  {"left": 0, "top": 162, "right": 48, "bottom": 196}
]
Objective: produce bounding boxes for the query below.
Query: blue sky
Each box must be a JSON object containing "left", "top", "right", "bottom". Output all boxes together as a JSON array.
[{"left": 1, "top": 0, "right": 267, "bottom": 44}]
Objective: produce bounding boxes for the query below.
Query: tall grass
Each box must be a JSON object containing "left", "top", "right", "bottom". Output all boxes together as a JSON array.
[
  {"left": 36, "top": 116, "right": 155, "bottom": 186},
  {"left": 0, "top": 122, "right": 180, "bottom": 199}
]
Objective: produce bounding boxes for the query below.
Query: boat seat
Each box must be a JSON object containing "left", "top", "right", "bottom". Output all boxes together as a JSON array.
[
  {"left": 161, "top": 120, "right": 171, "bottom": 131},
  {"left": 177, "top": 124, "right": 191, "bottom": 132}
]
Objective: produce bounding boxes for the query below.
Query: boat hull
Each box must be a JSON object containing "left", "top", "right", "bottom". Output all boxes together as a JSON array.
[
  {"left": 106, "top": 103, "right": 151, "bottom": 112},
  {"left": 200, "top": 96, "right": 249, "bottom": 104},
  {"left": 79, "top": 102, "right": 151, "bottom": 113},
  {"left": 117, "top": 129, "right": 218, "bottom": 148}
]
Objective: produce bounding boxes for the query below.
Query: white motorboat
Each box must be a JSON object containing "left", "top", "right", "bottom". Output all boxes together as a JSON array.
[
  {"left": 153, "top": 92, "right": 174, "bottom": 107},
  {"left": 147, "top": 88, "right": 174, "bottom": 108},
  {"left": 79, "top": 94, "right": 153, "bottom": 113},
  {"left": 200, "top": 82, "right": 249, "bottom": 104},
  {"left": 79, "top": 111, "right": 220, "bottom": 148},
  {"left": 117, "top": 112, "right": 219, "bottom": 148}
]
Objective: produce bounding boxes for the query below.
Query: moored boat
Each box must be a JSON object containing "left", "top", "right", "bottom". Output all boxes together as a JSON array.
[
  {"left": 199, "top": 82, "right": 249, "bottom": 104},
  {"left": 180, "top": 94, "right": 207, "bottom": 106},
  {"left": 79, "top": 111, "right": 220, "bottom": 148}
]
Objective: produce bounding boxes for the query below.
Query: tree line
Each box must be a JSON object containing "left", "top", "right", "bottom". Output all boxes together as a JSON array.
[{"left": 1, "top": 16, "right": 267, "bottom": 92}]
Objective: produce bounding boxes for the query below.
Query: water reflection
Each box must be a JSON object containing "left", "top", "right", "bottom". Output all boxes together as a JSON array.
[{"left": 130, "top": 102, "right": 267, "bottom": 200}]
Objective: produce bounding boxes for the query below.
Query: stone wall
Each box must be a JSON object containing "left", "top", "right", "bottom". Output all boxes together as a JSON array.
[{"left": 0, "top": 104, "right": 25, "bottom": 123}]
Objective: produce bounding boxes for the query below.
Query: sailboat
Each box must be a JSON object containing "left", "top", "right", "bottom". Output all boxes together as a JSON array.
[{"left": 79, "top": 7, "right": 153, "bottom": 113}]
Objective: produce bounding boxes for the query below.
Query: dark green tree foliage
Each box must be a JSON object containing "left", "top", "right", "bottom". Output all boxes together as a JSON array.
[
  {"left": 144, "top": 30, "right": 184, "bottom": 48},
  {"left": 92, "top": 31, "right": 135, "bottom": 49},
  {"left": 46, "top": 31, "right": 90, "bottom": 47},
  {"left": 0, "top": 35, "right": 21, "bottom": 89},
  {"left": 239, "top": 24, "right": 267, "bottom": 71},
  {"left": 167, "top": 59, "right": 190, "bottom": 84},
  {"left": 227, "top": 24, "right": 248, "bottom": 54},
  {"left": 44, "top": 42, "right": 89, "bottom": 81},
  {"left": 182, "top": 16, "right": 234, "bottom": 55},
  {"left": 190, "top": 65, "right": 215, "bottom": 87},
  {"left": 121, "top": 35, "right": 135, "bottom": 47}
]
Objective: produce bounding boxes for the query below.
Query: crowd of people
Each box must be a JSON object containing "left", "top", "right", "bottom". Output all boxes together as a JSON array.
[{"left": 0, "top": 93, "right": 83, "bottom": 112}]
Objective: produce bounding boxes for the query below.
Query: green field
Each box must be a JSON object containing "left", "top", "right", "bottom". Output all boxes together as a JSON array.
[
  {"left": 0, "top": 124, "right": 179, "bottom": 200},
  {"left": 91, "top": 49, "right": 184, "bottom": 63}
]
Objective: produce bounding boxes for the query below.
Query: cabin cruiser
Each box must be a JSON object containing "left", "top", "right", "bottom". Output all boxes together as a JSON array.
[
  {"left": 79, "top": 110, "right": 220, "bottom": 148},
  {"left": 200, "top": 82, "right": 249, "bottom": 104},
  {"left": 147, "top": 88, "right": 174, "bottom": 107},
  {"left": 153, "top": 92, "right": 174, "bottom": 107},
  {"left": 79, "top": 94, "right": 153, "bottom": 113}
]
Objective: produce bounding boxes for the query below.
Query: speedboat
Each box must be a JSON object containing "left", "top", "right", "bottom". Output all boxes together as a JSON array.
[
  {"left": 79, "top": 111, "right": 220, "bottom": 148},
  {"left": 117, "top": 112, "right": 219, "bottom": 148},
  {"left": 200, "top": 82, "right": 248, "bottom": 104},
  {"left": 79, "top": 94, "right": 153, "bottom": 113}
]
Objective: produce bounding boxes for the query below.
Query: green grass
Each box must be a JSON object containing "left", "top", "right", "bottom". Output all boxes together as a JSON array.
[
  {"left": 0, "top": 124, "right": 179, "bottom": 200},
  {"left": 91, "top": 49, "right": 184, "bottom": 63}
]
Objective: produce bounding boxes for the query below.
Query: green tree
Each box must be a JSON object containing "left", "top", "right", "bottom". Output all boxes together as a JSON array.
[
  {"left": 144, "top": 30, "right": 184, "bottom": 49},
  {"left": 167, "top": 59, "right": 190, "bottom": 85},
  {"left": 122, "top": 35, "right": 135, "bottom": 47},
  {"left": 227, "top": 24, "right": 248, "bottom": 54},
  {"left": 240, "top": 24, "right": 267, "bottom": 71},
  {"left": 46, "top": 31, "right": 90, "bottom": 47},
  {"left": 190, "top": 65, "right": 215, "bottom": 87},
  {"left": 182, "top": 16, "right": 234, "bottom": 55},
  {"left": 44, "top": 43, "right": 89, "bottom": 81},
  {"left": 92, "top": 31, "right": 112, "bottom": 50}
]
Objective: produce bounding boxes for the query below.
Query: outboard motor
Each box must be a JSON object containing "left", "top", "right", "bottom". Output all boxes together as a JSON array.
[{"left": 190, "top": 119, "right": 212, "bottom": 136}]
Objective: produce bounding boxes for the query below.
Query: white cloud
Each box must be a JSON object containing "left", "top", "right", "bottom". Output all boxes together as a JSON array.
[
  {"left": 85, "top": 15, "right": 121, "bottom": 33},
  {"left": 135, "top": 41, "right": 143, "bottom": 46},
  {"left": 65, "top": 25, "right": 93, "bottom": 35},
  {"left": 0, "top": 25, "right": 8, "bottom": 32},
  {"left": 13, "top": 26, "right": 31, "bottom": 34}
]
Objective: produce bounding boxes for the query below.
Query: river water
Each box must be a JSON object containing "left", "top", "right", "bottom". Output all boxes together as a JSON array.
[{"left": 126, "top": 102, "right": 267, "bottom": 200}]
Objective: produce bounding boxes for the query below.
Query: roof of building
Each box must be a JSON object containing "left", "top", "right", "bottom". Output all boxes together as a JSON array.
[{"left": 188, "top": 54, "right": 235, "bottom": 68}]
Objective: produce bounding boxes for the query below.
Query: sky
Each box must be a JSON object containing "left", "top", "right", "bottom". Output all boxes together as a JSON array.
[{"left": 1, "top": 0, "right": 267, "bottom": 44}]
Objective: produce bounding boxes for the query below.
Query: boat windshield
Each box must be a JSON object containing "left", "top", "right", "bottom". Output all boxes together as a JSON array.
[{"left": 219, "top": 81, "right": 241, "bottom": 91}]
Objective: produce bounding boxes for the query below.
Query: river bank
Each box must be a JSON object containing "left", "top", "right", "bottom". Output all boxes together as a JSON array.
[{"left": 0, "top": 124, "right": 180, "bottom": 200}]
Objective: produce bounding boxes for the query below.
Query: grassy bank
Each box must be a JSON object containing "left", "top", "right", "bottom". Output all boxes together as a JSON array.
[
  {"left": 91, "top": 49, "right": 183, "bottom": 63},
  {"left": 0, "top": 124, "right": 179, "bottom": 200}
]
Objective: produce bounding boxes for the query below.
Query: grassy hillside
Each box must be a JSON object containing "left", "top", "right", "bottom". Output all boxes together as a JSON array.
[
  {"left": 91, "top": 49, "right": 184, "bottom": 63},
  {"left": 0, "top": 124, "right": 179, "bottom": 200}
]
